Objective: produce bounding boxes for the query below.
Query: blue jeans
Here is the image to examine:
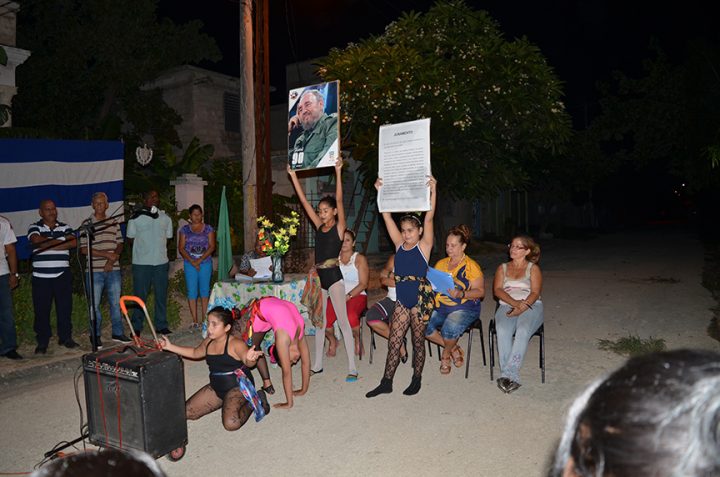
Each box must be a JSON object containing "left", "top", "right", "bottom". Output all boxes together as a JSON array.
[
  {"left": 495, "top": 302, "right": 544, "bottom": 383},
  {"left": 425, "top": 307, "right": 478, "bottom": 340},
  {"left": 183, "top": 260, "right": 212, "bottom": 300},
  {"left": 87, "top": 270, "right": 123, "bottom": 336},
  {"left": 131, "top": 263, "right": 169, "bottom": 332},
  {"left": 0, "top": 274, "right": 18, "bottom": 354}
]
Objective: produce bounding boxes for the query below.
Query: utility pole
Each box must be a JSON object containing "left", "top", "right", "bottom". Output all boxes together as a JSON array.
[
  {"left": 255, "top": 0, "right": 272, "bottom": 218},
  {"left": 240, "top": 0, "right": 256, "bottom": 249}
]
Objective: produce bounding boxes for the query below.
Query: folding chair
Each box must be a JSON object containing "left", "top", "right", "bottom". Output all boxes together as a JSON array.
[{"left": 488, "top": 318, "right": 545, "bottom": 383}]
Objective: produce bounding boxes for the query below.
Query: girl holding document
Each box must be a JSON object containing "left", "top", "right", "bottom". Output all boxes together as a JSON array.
[
  {"left": 366, "top": 175, "right": 437, "bottom": 398},
  {"left": 425, "top": 224, "right": 484, "bottom": 375}
]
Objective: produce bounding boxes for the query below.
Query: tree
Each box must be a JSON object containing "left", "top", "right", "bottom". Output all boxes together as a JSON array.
[
  {"left": 582, "top": 41, "right": 720, "bottom": 193},
  {"left": 13, "top": 0, "right": 220, "bottom": 144},
  {"left": 319, "top": 0, "right": 571, "bottom": 198},
  {"left": 0, "top": 46, "right": 8, "bottom": 125}
]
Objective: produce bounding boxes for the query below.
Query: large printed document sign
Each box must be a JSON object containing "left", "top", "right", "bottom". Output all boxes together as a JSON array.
[{"left": 377, "top": 118, "right": 431, "bottom": 213}]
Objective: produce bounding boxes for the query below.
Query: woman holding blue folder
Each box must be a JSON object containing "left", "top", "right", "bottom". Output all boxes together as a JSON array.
[{"left": 425, "top": 224, "right": 485, "bottom": 374}]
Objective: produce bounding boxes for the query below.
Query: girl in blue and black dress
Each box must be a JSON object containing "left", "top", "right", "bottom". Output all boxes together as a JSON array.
[{"left": 366, "top": 175, "right": 437, "bottom": 397}]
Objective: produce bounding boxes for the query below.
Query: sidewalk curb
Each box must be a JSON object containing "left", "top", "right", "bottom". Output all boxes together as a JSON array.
[{"left": 0, "top": 328, "right": 200, "bottom": 389}]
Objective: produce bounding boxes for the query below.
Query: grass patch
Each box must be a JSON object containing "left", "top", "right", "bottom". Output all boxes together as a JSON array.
[
  {"left": 597, "top": 335, "right": 667, "bottom": 356},
  {"left": 702, "top": 241, "right": 720, "bottom": 343}
]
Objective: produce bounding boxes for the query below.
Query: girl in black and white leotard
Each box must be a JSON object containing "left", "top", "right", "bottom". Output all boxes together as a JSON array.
[
  {"left": 288, "top": 159, "right": 358, "bottom": 382},
  {"left": 160, "top": 307, "right": 267, "bottom": 431}
]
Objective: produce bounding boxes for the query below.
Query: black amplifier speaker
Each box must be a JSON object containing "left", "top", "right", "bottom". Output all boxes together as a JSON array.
[{"left": 83, "top": 346, "right": 188, "bottom": 458}]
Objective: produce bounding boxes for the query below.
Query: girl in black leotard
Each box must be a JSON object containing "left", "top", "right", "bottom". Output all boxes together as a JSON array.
[
  {"left": 160, "top": 307, "right": 268, "bottom": 431},
  {"left": 288, "top": 159, "right": 358, "bottom": 382}
]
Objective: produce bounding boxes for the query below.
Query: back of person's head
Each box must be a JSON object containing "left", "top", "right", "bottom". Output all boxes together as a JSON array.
[
  {"left": 552, "top": 349, "right": 720, "bottom": 477},
  {"left": 31, "top": 448, "right": 166, "bottom": 477}
]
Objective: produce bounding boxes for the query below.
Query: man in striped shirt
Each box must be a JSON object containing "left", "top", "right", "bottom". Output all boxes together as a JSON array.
[
  {"left": 28, "top": 199, "right": 78, "bottom": 354},
  {"left": 80, "top": 192, "right": 130, "bottom": 348}
]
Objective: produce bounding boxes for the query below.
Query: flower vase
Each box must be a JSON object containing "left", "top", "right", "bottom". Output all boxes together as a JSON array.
[{"left": 271, "top": 254, "right": 284, "bottom": 283}]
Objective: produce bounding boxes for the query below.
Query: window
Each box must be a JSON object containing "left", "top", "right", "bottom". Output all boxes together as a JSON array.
[{"left": 223, "top": 92, "right": 240, "bottom": 132}]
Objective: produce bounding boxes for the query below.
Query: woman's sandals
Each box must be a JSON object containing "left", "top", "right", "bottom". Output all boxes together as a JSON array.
[
  {"left": 450, "top": 345, "right": 465, "bottom": 368},
  {"left": 440, "top": 356, "right": 452, "bottom": 374}
]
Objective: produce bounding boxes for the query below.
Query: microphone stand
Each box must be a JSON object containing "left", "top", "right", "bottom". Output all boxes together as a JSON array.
[{"left": 76, "top": 211, "right": 127, "bottom": 352}]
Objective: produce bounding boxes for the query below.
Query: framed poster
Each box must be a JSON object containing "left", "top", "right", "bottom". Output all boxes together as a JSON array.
[
  {"left": 287, "top": 80, "right": 340, "bottom": 170},
  {"left": 377, "top": 118, "right": 432, "bottom": 212}
]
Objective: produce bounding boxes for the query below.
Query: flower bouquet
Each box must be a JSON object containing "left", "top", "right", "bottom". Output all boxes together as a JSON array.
[{"left": 257, "top": 211, "right": 300, "bottom": 282}]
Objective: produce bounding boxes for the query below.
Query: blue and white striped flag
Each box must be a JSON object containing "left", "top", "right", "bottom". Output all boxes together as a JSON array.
[{"left": 0, "top": 139, "right": 124, "bottom": 259}]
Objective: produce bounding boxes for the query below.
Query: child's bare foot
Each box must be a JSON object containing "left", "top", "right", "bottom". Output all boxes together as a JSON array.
[{"left": 327, "top": 340, "right": 337, "bottom": 357}]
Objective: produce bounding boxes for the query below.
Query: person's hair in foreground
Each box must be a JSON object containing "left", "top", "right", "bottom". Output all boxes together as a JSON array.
[
  {"left": 552, "top": 349, "right": 720, "bottom": 477},
  {"left": 31, "top": 448, "right": 166, "bottom": 477}
]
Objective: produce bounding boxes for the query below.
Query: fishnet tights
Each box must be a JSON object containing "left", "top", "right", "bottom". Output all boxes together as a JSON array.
[
  {"left": 383, "top": 303, "right": 426, "bottom": 380},
  {"left": 185, "top": 385, "right": 253, "bottom": 431}
]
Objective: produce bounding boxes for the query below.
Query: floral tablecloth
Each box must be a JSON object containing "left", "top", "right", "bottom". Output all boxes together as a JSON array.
[{"left": 208, "top": 273, "right": 314, "bottom": 334}]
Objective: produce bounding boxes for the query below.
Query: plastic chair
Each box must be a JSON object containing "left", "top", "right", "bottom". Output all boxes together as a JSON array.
[
  {"left": 427, "top": 317, "right": 486, "bottom": 379},
  {"left": 488, "top": 318, "right": 545, "bottom": 383}
]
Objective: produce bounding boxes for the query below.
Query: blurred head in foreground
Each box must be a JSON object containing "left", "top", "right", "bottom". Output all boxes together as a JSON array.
[
  {"left": 553, "top": 349, "right": 720, "bottom": 477},
  {"left": 32, "top": 448, "right": 166, "bottom": 477}
]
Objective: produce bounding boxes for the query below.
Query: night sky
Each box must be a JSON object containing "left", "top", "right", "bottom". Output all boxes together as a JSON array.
[
  {"left": 156, "top": 0, "right": 720, "bottom": 225},
  {"left": 159, "top": 0, "right": 719, "bottom": 126}
]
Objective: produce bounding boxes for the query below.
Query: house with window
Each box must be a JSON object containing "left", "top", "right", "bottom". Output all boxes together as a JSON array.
[{"left": 145, "top": 65, "right": 242, "bottom": 159}]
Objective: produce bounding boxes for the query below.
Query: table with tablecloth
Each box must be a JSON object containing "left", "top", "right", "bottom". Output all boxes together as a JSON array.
[{"left": 208, "top": 273, "right": 315, "bottom": 334}]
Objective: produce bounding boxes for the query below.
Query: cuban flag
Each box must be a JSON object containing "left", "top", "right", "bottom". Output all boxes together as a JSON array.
[{"left": 0, "top": 139, "right": 124, "bottom": 259}]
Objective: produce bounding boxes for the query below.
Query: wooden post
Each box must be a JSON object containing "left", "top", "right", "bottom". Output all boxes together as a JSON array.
[
  {"left": 254, "top": 0, "right": 272, "bottom": 218},
  {"left": 240, "top": 0, "right": 257, "bottom": 250}
]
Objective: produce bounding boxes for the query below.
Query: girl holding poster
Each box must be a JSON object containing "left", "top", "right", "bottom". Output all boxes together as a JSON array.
[
  {"left": 366, "top": 175, "right": 437, "bottom": 398},
  {"left": 287, "top": 159, "right": 359, "bottom": 382}
]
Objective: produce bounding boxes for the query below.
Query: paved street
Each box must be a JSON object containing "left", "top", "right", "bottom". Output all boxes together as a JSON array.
[{"left": 1, "top": 228, "right": 717, "bottom": 476}]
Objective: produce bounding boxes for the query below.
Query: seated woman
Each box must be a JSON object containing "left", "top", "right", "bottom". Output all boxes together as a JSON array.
[
  {"left": 229, "top": 234, "right": 267, "bottom": 278},
  {"left": 552, "top": 349, "right": 720, "bottom": 477},
  {"left": 238, "top": 296, "right": 311, "bottom": 409},
  {"left": 366, "top": 254, "right": 407, "bottom": 363},
  {"left": 425, "top": 224, "right": 484, "bottom": 374},
  {"left": 325, "top": 230, "right": 368, "bottom": 368},
  {"left": 493, "top": 235, "right": 543, "bottom": 394},
  {"left": 160, "top": 306, "right": 268, "bottom": 431}
]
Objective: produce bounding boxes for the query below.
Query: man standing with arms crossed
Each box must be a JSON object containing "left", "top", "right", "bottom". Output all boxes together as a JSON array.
[{"left": 28, "top": 199, "right": 78, "bottom": 353}]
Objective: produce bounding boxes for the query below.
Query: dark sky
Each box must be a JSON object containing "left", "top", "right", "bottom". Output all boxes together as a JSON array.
[{"left": 160, "top": 0, "right": 719, "bottom": 126}]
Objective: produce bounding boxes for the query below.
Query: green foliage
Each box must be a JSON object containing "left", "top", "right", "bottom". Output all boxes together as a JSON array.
[
  {"left": 124, "top": 137, "right": 215, "bottom": 198},
  {"left": 582, "top": 41, "right": 720, "bottom": 192},
  {"left": 202, "top": 157, "right": 244, "bottom": 253},
  {"left": 597, "top": 335, "right": 667, "bottom": 357},
  {"left": 13, "top": 0, "right": 220, "bottom": 142},
  {"left": 319, "top": 0, "right": 571, "bottom": 198}
]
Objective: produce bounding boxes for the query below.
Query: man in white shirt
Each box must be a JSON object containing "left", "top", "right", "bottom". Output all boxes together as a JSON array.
[{"left": 0, "top": 215, "right": 22, "bottom": 359}]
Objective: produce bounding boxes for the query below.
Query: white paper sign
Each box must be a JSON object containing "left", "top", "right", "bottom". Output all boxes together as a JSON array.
[
  {"left": 377, "top": 118, "right": 431, "bottom": 213},
  {"left": 249, "top": 256, "right": 272, "bottom": 279}
]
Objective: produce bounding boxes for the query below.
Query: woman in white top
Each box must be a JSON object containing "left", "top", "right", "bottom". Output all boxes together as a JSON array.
[
  {"left": 325, "top": 230, "right": 368, "bottom": 379},
  {"left": 493, "top": 235, "right": 543, "bottom": 394}
]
